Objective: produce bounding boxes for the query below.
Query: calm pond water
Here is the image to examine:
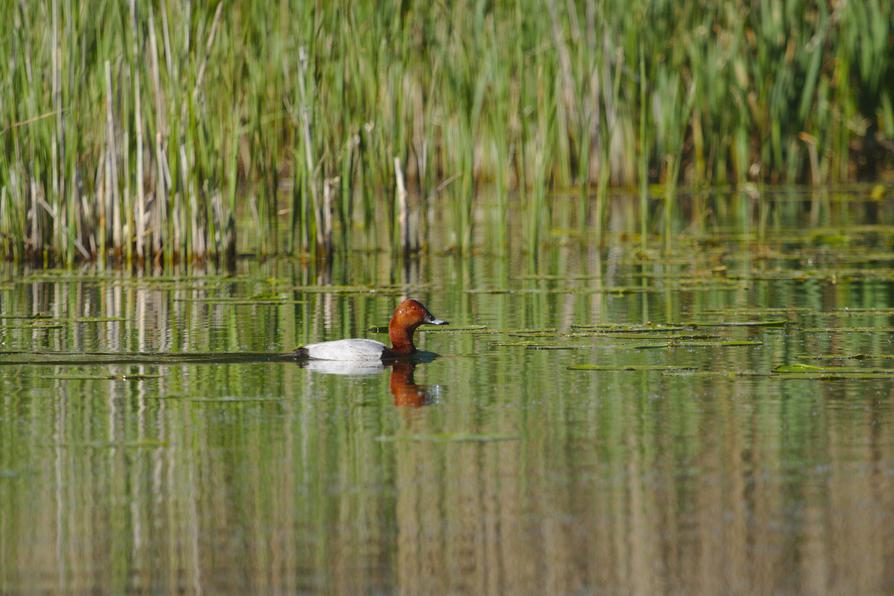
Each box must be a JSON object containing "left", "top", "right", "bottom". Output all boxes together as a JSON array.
[{"left": 2, "top": 191, "right": 894, "bottom": 594}]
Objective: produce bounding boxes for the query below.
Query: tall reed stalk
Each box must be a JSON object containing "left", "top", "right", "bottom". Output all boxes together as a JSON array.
[{"left": 0, "top": 0, "right": 891, "bottom": 263}]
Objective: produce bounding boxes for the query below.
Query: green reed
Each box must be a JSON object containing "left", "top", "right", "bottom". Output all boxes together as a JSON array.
[{"left": 0, "top": 0, "right": 892, "bottom": 263}]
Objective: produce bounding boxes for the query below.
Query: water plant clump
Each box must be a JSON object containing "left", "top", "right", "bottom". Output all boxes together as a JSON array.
[{"left": 2, "top": 1, "right": 893, "bottom": 262}]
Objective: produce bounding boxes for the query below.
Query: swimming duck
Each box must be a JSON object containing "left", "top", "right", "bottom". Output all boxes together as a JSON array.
[{"left": 295, "top": 298, "right": 448, "bottom": 361}]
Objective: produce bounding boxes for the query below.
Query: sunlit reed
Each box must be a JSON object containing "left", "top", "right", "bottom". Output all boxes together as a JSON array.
[{"left": 0, "top": 1, "right": 891, "bottom": 263}]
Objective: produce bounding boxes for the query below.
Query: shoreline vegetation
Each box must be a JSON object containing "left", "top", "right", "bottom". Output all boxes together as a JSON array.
[{"left": 1, "top": 1, "right": 893, "bottom": 264}]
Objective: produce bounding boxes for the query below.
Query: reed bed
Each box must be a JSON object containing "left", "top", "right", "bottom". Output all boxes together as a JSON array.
[{"left": 1, "top": 0, "right": 892, "bottom": 263}]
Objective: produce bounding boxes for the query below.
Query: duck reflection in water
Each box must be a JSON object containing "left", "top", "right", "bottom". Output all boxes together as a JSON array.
[
  {"left": 299, "top": 355, "right": 442, "bottom": 408},
  {"left": 389, "top": 361, "right": 441, "bottom": 407}
]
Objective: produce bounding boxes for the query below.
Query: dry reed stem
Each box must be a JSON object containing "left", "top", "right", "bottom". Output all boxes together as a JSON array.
[
  {"left": 394, "top": 156, "right": 409, "bottom": 252},
  {"left": 105, "top": 60, "right": 121, "bottom": 253}
]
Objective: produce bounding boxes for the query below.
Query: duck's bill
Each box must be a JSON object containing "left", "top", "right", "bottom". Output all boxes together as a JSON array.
[{"left": 426, "top": 316, "right": 449, "bottom": 325}]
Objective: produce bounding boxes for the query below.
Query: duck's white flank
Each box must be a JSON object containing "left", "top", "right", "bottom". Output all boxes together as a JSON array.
[{"left": 301, "top": 338, "right": 387, "bottom": 361}]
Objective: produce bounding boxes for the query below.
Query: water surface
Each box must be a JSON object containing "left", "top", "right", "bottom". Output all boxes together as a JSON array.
[{"left": 2, "top": 191, "right": 894, "bottom": 594}]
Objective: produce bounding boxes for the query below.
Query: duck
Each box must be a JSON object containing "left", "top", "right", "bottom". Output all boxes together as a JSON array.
[{"left": 295, "top": 298, "right": 448, "bottom": 361}]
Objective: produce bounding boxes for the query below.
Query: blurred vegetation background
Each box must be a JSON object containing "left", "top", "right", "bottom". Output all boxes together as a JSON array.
[{"left": 1, "top": 0, "right": 892, "bottom": 263}]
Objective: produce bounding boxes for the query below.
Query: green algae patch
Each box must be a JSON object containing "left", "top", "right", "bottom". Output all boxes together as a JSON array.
[
  {"left": 571, "top": 323, "right": 687, "bottom": 333},
  {"left": 473, "top": 327, "right": 559, "bottom": 336},
  {"left": 628, "top": 343, "right": 676, "bottom": 350},
  {"left": 773, "top": 363, "right": 894, "bottom": 374},
  {"left": 420, "top": 324, "right": 488, "bottom": 333},
  {"left": 376, "top": 433, "right": 519, "bottom": 443},
  {"left": 575, "top": 332, "right": 718, "bottom": 340},
  {"left": 688, "top": 319, "right": 787, "bottom": 328},
  {"left": 503, "top": 329, "right": 560, "bottom": 336},
  {"left": 507, "top": 331, "right": 565, "bottom": 338},
  {"left": 660, "top": 370, "right": 763, "bottom": 378},
  {"left": 801, "top": 326, "right": 894, "bottom": 333},
  {"left": 773, "top": 363, "right": 894, "bottom": 379},
  {"left": 525, "top": 345, "right": 583, "bottom": 350},
  {"left": 567, "top": 364, "right": 698, "bottom": 372},
  {"left": 635, "top": 340, "right": 763, "bottom": 349},
  {"left": 492, "top": 340, "right": 581, "bottom": 349},
  {"left": 701, "top": 307, "right": 811, "bottom": 315},
  {"left": 777, "top": 372, "right": 894, "bottom": 380},
  {"left": 774, "top": 363, "right": 833, "bottom": 373}
]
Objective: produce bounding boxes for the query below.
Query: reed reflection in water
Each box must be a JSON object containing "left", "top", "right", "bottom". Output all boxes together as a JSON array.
[
  {"left": 3, "top": 191, "right": 894, "bottom": 593},
  {"left": 5, "top": 371, "right": 891, "bottom": 593}
]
